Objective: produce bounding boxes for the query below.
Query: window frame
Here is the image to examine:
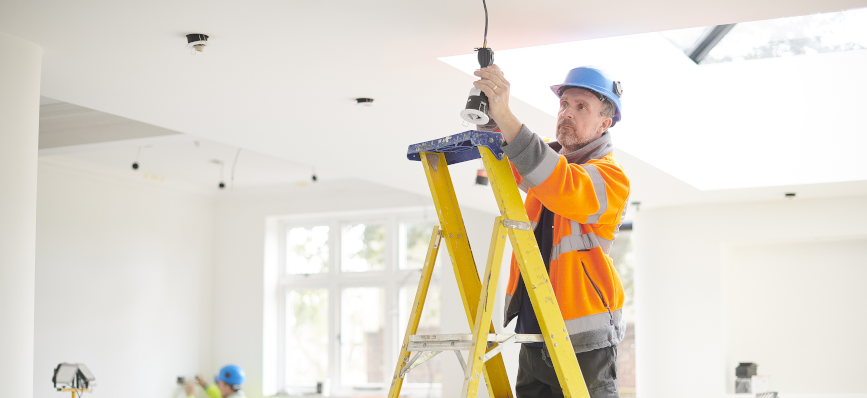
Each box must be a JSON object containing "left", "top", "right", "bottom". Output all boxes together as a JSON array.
[{"left": 272, "top": 207, "right": 442, "bottom": 397}]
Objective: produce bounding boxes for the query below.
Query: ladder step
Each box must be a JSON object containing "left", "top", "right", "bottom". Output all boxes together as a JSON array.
[{"left": 407, "top": 333, "right": 543, "bottom": 351}]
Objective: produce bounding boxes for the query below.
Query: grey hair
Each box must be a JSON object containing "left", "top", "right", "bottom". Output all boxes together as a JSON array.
[{"left": 599, "top": 97, "right": 615, "bottom": 119}]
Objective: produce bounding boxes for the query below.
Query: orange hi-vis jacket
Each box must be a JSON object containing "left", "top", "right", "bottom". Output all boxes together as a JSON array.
[{"left": 501, "top": 126, "right": 630, "bottom": 353}]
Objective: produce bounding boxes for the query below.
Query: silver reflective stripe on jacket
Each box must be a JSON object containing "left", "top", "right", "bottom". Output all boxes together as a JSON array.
[
  {"left": 523, "top": 150, "right": 560, "bottom": 188},
  {"left": 564, "top": 309, "right": 622, "bottom": 335},
  {"left": 580, "top": 164, "right": 608, "bottom": 224},
  {"left": 550, "top": 220, "right": 613, "bottom": 262}
]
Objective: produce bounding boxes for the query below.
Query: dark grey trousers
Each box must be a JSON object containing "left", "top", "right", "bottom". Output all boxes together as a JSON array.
[{"left": 516, "top": 344, "right": 619, "bottom": 398}]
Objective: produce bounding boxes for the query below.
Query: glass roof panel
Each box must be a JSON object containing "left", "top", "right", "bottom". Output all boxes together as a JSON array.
[{"left": 704, "top": 7, "right": 867, "bottom": 64}]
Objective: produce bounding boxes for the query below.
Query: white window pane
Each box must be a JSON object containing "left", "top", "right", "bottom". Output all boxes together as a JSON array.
[
  {"left": 398, "top": 284, "right": 442, "bottom": 384},
  {"left": 340, "top": 287, "right": 385, "bottom": 385},
  {"left": 286, "top": 226, "right": 329, "bottom": 274},
  {"left": 285, "top": 289, "right": 329, "bottom": 386},
  {"left": 341, "top": 223, "right": 385, "bottom": 272},
  {"left": 399, "top": 221, "right": 439, "bottom": 270}
]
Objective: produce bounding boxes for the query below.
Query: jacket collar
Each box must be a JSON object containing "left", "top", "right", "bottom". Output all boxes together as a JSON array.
[{"left": 547, "top": 131, "right": 614, "bottom": 164}]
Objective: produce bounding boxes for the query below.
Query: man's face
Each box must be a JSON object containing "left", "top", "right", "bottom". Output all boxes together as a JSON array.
[{"left": 555, "top": 87, "right": 612, "bottom": 151}]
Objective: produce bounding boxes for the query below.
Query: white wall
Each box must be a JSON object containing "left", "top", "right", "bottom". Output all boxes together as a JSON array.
[
  {"left": 634, "top": 196, "right": 867, "bottom": 398},
  {"left": 722, "top": 238, "right": 867, "bottom": 394},
  {"left": 34, "top": 160, "right": 215, "bottom": 398}
]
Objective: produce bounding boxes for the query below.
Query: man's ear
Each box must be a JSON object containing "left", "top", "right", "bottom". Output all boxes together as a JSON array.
[{"left": 599, "top": 117, "right": 612, "bottom": 134}]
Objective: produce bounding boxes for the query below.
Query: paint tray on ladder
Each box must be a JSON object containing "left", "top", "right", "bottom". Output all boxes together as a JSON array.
[{"left": 406, "top": 130, "right": 505, "bottom": 165}]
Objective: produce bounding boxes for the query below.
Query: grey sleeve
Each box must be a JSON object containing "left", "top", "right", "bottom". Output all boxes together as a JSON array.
[{"left": 500, "top": 125, "right": 562, "bottom": 188}]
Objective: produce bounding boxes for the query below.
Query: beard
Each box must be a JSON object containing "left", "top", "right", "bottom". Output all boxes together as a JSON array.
[{"left": 556, "top": 119, "right": 595, "bottom": 152}]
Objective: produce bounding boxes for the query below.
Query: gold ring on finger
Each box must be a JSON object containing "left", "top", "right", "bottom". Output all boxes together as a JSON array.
[{"left": 493, "top": 85, "right": 498, "bottom": 91}]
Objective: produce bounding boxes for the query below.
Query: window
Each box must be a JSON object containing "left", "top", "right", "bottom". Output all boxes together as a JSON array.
[{"left": 274, "top": 209, "right": 442, "bottom": 396}]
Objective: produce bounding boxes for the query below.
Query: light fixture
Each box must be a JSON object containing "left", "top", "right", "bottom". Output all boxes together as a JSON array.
[
  {"left": 355, "top": 98, "right": 374, "bottom": 107},
  {"left": 53, "top": 363, "right": 96, "bottom": 391},
  {"left": 784, "top": 192, "right": 796, "bottom": 200},
  {"left": 459, "top": 0, "right": 494, "bottom": 125},
  {"left": 186, "top": 33, "right": 209, "bottom": 55}
]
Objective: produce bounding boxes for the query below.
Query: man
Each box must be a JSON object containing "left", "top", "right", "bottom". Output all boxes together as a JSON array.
[
  {"left": 473, "top": 65, "right": 629, "bottom": 398},
  {"left": 185, "top": 364, "right": 246, "bottom": 398}
]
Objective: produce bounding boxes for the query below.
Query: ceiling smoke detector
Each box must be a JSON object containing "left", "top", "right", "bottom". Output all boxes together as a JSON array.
[{"left": 186, "top": 33, "right": 209, "bottom": 55}]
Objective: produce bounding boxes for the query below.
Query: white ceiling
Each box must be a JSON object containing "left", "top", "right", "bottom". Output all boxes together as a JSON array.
[
  {"left": 38, "top": 100, "right": 336, "bottom": 191},
  {"left": 4, "top": 0, "right": 867, "bottom": 212}
]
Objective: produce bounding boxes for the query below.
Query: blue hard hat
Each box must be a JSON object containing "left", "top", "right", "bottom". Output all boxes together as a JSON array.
[
  {"left": 214, "top": 364, "right": 246, "bottom": 387},
  {"left": 550, "top": 67, "right": 623, "bottom": 123}
]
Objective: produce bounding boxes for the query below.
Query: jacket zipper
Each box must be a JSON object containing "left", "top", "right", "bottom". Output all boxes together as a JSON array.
[{"left": 581, "top": 261, "right": 614, "bottom": 326}]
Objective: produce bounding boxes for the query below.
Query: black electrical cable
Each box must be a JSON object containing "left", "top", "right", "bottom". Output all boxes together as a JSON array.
[{"left": 482, "top": 0, "right": 488, "bottom": 47}]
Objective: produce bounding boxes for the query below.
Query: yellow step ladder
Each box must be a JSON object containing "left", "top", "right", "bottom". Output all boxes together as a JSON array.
[{"left": 387, "top": 131, "right": 591, "bottom": 398}]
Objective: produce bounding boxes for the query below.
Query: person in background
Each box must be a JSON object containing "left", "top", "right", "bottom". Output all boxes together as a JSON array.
[{"left": 185, "top": 364, "right": 246, "bottom": 398}]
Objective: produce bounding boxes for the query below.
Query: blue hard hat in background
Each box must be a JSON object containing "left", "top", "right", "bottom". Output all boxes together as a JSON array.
[
  {"left": 214, "top": 364, "right": 246, "bottom": 387},
  {"left": 550, "top": 67, "right": 623, "bottom": 124}
]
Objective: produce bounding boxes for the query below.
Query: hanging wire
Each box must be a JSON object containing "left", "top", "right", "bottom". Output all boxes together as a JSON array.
[
  {"left": 230, "top": 148, "right": 241, "bottom": 190},
  {"left": 482, "top": 0, "right": 489, "bottom": 47}
]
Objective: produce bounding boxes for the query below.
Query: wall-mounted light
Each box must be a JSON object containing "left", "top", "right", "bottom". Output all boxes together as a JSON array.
[{"left": 355, "top": 98, "right": 374, "bottom": 108}]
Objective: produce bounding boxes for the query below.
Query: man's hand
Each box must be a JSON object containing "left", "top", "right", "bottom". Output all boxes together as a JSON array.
[
  {"left": 196, "top": 374, "right": 207, "bottom": 388},
  {"left": 473, "top": 64, "right": 522, "bottom": 143},
  {"left": 185, "top": 381, "right": 197, "bottom": 396}
]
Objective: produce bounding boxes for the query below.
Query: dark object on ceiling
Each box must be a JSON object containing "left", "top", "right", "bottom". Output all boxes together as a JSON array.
[
  {"left": 689, "top": 24, "right": 736, "bottom": 63},
  {"left": 736, "top": 362, "right": 757, "bottom": 378}
]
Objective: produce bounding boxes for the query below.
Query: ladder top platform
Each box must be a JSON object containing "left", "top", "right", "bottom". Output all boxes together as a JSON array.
[{"left": 407, "top": 130, "right": 505, "bottom": 165}]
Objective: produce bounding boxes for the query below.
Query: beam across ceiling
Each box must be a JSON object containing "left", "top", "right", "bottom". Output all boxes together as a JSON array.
[{"left": 688, "top": 24, "right": 736, "bottom": 63}]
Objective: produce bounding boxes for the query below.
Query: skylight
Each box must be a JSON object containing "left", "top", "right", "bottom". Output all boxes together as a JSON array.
[{"left": 661, "top": 7, "right": 867, "bottom": 64}]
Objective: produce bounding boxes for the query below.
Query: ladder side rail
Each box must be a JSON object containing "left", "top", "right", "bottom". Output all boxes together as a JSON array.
[
  {"left": 387, "top": 227, "right": 442, "bottom": 398},
  {"left": 461, "top": 217, "right": 509, "bottom": 398},
  {"left": 420, "top": 152, "right": 513, "bottom": 398},
  {"left": 479, "top": 147, "right": 591, "bottom": 398}
]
